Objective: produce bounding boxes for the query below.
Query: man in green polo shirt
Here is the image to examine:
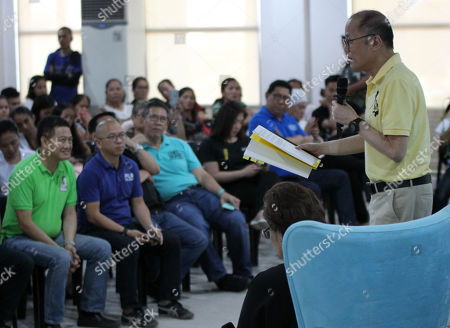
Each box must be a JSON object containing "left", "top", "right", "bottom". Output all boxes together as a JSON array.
[
  {"left": 300, "top": 10, "right": 432, "bottom": 225},
  {"left": 1, "top": 116, "right": 118, "bottom": 328}
]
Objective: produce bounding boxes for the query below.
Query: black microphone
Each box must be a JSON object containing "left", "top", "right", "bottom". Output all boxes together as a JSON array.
[{"left": 336, "top": 77, "right": 348, "bottom": 138}]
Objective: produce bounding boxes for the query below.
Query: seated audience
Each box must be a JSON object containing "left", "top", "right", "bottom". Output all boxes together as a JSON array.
[
  {"left": 53, "top": 103, "right": 91, "bottom": 167},
  {"left": 288, "top": 78, "right": 303, "bottom": 90},
  {"left": 141, "top": 99, "right": 253, "bottom": 291},
  {"left": 24, "top": 75, "right": 48, "bottom": 109},
  {"left": 101, "top": 79, "right": 133, "bottom": 122},
  {"left": 235, "top": 182, "right": 325, "bottom": 328},
  {"left": 0, "top": 218, "right": 35, "bottom": 328},
  {"left": 0, "top": 120, "right": 34, "bottom": 216},
  {"left": 71, "top": 94, "right": 92, "bottom": 140},
  {"left": 212, "top": 77, "right": 255, "bottom": 129},
  {"left": 199, "top": 101, "right": 279, "bottom": 229},
  {"left": 10, "top": 107, "right": 38, "bottom": 151},
  {"left": 312, "top": 75, "right": 339, "bottom": 140},
  {"left": 31, "top": 94, "right": 56, "bottom": 125},
  {"left": 1, "top": 88, "right": 21, "bottom": 111},
  {"left": 433, "top": 103, "right": 450, "bottom": 213},
  {"left": 77, "top": 118, "right": 194, "bottom": 325},
  {"left": 178, "top": 87, "right": 209, "bottom": 142},
  {"left": 157, "top": 79, "right": 175, "bottom": 106},
  {"left": 248, "top": 80, "right": 356, "bottom": 225},
  {"left": 131, "top": 77, "right": 149, "bottom": 105},
  {"left": 1, "top": 116, "right": 118, "bottom": 328},
  {"left": 121, "top": 101, "right": 146, "bottom": 138},
  {"left": 288, "top": 97, "right": 322, "bottom": 142},
  {"left": 89, "top": 113, "right": 207, "bottom": 281},
  {"left": 212, "top": 78, "right": 246, "bottom": 117},
  {"left": 0, "top": 96, "right": 10, "bottom": 120},
  {"left": 312, "top": 75, "right": 365, "bottom": 141}
]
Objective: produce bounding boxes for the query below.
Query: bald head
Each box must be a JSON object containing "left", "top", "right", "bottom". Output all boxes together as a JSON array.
[
  {"left": 349, "top": 10, "right": 394, "bottom": 49},
  {"left": 95, "top": 118, "right": 120, "bottom": 138}
]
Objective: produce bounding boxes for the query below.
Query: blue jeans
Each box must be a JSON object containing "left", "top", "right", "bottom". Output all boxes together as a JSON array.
[
  {"left": 3, "top": 233, "right": 111, "bottom": 324},
  {"left": 166, "top": 187, "right": 252, "bottom": 281},
  {"left": 151, "top": 210, "right": 208, "bottom": 279},
  {"left": 309, "top": 168, "right": 357, "bottom": 225}
]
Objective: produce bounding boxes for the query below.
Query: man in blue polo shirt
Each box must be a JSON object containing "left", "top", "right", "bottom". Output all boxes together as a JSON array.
[
  {"left": 141, "top": 98, "right": 253, "bottom": 292},
  {"left": 249, "top": 80, "right": 356, "bottom": 225},
  {"left": 77, "top": 118, "right": 194, "bottom": 326}
]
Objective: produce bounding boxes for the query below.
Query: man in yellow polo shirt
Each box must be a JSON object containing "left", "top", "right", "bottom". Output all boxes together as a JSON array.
[
  {"left": 0, "top": 116, "right": 119, "bottom": 328},
  {"left": 300, "top": 10, "right": 432, "bottom": 225}
]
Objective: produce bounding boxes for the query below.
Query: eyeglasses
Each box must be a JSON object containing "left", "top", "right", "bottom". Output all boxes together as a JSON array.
[
  {"left": 263, "top": 227, "right": 271, "bottom": 239},
  {"left": 342, "top": 34, "right": 375, "bottom": 48},
  {"left": 148, "top": 114, "right": 168, "bottom": 123},
  {"left": 271, "top": 93, "right": 290, "bottom": 102},
  {"left": 99, "top": 132, "right": 126, "bottom": 142}
]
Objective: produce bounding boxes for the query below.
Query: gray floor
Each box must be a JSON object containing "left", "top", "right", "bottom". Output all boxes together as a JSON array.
[{"left": 15, "top": 235, "right": 282, "bottom": 328}]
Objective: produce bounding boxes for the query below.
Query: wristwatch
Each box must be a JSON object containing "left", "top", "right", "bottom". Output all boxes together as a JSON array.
[
  {"left": 121, "top": 227, "right": 128, "bottom": 236},
  {"left": 133, "top": 144, "right": 143, "bottom": 154},
  {"left": 64, "top": 240, "right": 76, "bottom": 247},
  {"left": 349, "top": 117, "right": 365, "bottom": 133}
]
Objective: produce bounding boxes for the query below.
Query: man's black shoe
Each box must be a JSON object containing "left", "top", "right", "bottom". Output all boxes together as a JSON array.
[
  {"left": 77, "top": 311, "right": 120, "bottom": 328},
  {"left": 215, "top": 274, "right": 250, "bottom": 292}
]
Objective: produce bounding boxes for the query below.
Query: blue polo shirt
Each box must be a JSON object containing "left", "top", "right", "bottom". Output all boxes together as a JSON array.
[
  {"left": 248, "top": 106, "right": 307, "bottom": 178},
  {"left": 143, "top": 135, "right": 201, "bottom": 201},
  {"left": 76, "top": 152, "right": 142, "bottom": 232}
]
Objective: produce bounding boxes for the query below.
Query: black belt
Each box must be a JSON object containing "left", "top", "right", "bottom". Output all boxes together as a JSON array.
[{"left": 368, "top": 174, "right": 431, "bottom": 195}]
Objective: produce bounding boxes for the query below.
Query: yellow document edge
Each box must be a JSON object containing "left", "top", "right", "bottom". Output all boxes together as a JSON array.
[{"left": 250, "top": 134, "right": 320, "bottom": 169}]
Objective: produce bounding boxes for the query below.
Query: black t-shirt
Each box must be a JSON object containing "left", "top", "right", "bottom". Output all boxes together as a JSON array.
[
  {"left": 237, "top": 264, "right": 297, "bottom": 328},
  {"left": 312, "top": 105, "right": 331, "bottom": 140},
  {"left": 198, "top": 137, "right": 250, "bottom": 171}
]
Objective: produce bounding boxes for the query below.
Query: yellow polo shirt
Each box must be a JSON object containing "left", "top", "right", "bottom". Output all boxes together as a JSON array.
[{"left": 365, "top": 53, "right": 430, "bottom": 182}]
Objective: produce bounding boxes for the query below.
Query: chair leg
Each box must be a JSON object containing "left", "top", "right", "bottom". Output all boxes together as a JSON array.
[
  {"left": 32, "top": 267, "right": 46, "bottom": 328},
  {"left": 72, "top": 262, "right": 83, "bottom": 306},
  {"left": 249, "top": 227, "right": 260, "bottom": 266},
  {"left": 17, "top": 287, "right": 28, "bottom": 319},
  {"left": 12, "top": 313, "right": 18, "bottom": 328}
]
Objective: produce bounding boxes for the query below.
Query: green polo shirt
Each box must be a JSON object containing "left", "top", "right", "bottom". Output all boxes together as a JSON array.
[{"left": 0, "top": 151, "right": 77, "bottom": 241}]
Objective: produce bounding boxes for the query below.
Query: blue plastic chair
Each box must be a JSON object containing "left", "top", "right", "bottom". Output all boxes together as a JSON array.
[{"left": 282, "top": 205, "right": 450, "bottom": 328}]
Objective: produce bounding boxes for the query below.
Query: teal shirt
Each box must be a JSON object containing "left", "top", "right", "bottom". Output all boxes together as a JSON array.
[{"left": 143, "top": 135, "right": 201, "bottom": 201}]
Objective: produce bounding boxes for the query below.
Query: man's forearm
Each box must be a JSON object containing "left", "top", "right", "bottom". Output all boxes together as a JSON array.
[
  {"left": 62, "top": 214, "right": 77, "bottom": 243},
  {"left": 322, "top": 135, "right": 365, "bottom": 155},
  {"left": 199, "top": 171, "right": 222, "bottom": 195},
  {"left": 20, "top": 220, "right": 59, "bottom": 246},
  {"left": 132, "top": 202, "right": 153, "bottom": 231}
]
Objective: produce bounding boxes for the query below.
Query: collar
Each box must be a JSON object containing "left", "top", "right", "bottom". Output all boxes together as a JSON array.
[
  {"left": 366, "top": 53, "right": 401, "bottom": 86},
  {"left": 95, "top": 152, "right": 126, "bottom": 170},
  {"left": 143, "top": 135, "right": 169, "bottom": 150},
  {"left": 260, "top": 105, "right": 285, "bottom": 121},
  {"left": 35, "top": 150, "right": 63, "bottom": 176}
]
